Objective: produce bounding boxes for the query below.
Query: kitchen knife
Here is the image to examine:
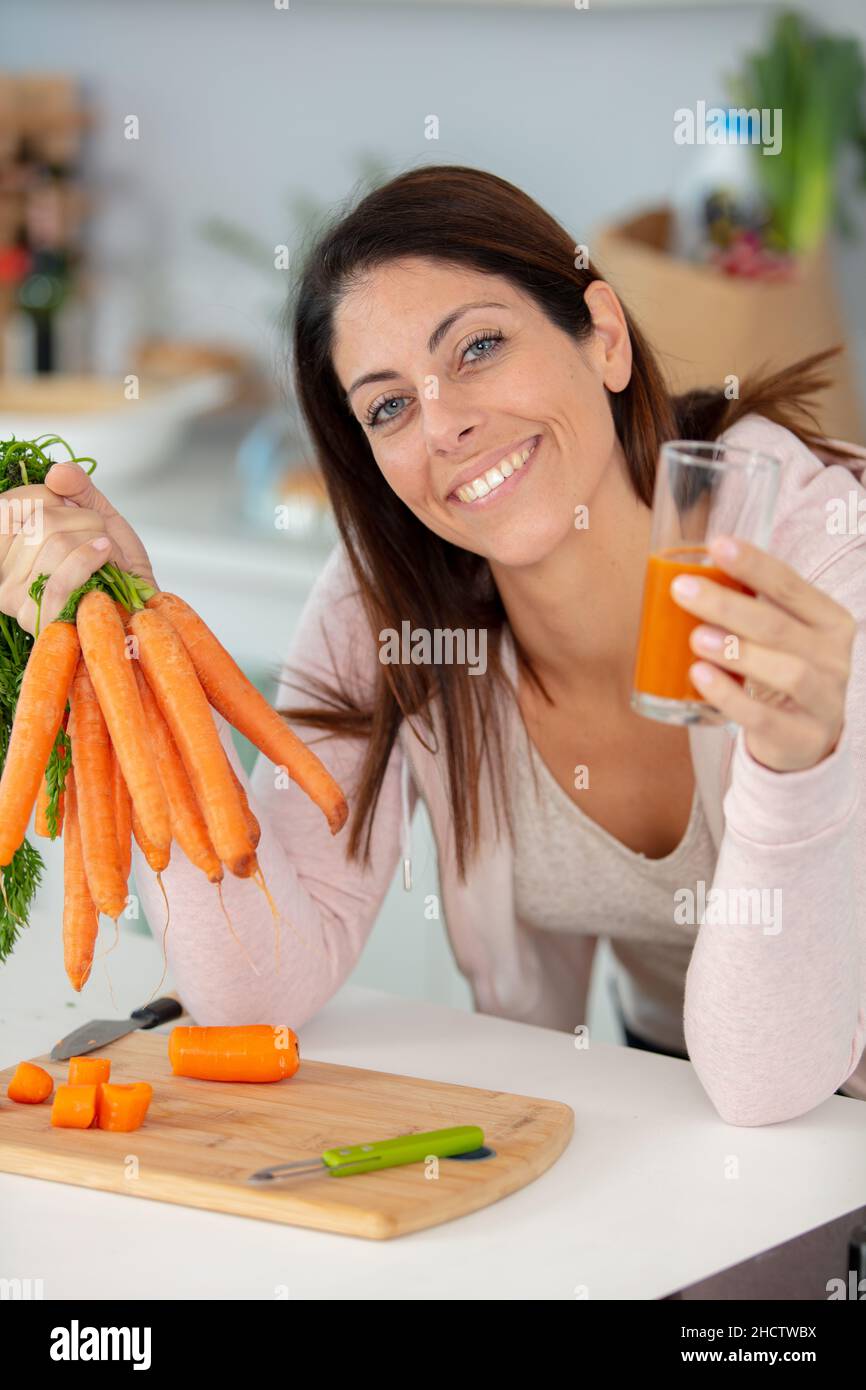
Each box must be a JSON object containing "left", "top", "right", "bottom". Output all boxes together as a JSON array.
[
  {"left": 50, "top": 996, "right": 184, "bottom": 1061},
  {"left": 247, "top": 1124, "right": 487, "bottom": 1183}
]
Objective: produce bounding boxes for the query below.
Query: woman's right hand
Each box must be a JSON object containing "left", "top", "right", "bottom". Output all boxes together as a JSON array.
[{"left": 0, "top": 461, "right": 158, "bottom": 636}]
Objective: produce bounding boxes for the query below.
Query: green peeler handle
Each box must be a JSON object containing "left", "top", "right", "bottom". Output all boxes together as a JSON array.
[{"left": 322, "top": 1125, "right": 484, "bottom": 1177}]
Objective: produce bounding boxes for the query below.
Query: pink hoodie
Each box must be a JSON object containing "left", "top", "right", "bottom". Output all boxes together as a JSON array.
[{"left": 134, "top": 414, "right": 866, "bottom": 1125}]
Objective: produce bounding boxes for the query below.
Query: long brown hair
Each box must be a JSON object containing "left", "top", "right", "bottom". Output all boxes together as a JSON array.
[{"left": 283, "top": 163, "right": 859, "bottom": 878}]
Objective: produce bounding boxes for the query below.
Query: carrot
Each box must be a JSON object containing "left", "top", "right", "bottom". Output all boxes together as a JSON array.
[
  {"left": 51, "top": 1083, "right": 97, "bottom": 1128},
  {"left": 168, "top": 1025, "right": 300, "bottom": 1083},
  {"left": 112, "top": 747, "right": 132, "bottom": 886},
  {"left": 75, "top": 590, "right": 171, "bottom": 859},
  {"left": 127, "top": 609, "right": 256, "bottom": 879},
  {"left": 130, "top": 798, "right": 170, "bottom": 874},
  {"left": 34, "top": 774, "right": 52, "bottom": 837},
  {"left": 62, "top": 768, "right": 99, "bottom": 991},
  {"left": 68, "top": 1056, "right": 110, "bottom": 1086},
  {"left": 133, "top": 665, "right": 222, "bottom": 883},
  {"left": 146, "top": 592, "right": 348, "bottom": 835},
  {"left": 7, "top": 1061, "right": 53, "bottom": 1103},
  {"left": 225, "top": 755, "right": 261, "bottom": 849},
  {"left": 68, "top": 659, "right": 127, "bottom": 919},
  {"left": 95, "top": 1081, "right": 153, "bottom": 1131},
  {"left": 0, "top": 620, "right": 80, "bottom": 865},
  {"left": 34, "top": 720, "right": 68, "bottom": 838}
]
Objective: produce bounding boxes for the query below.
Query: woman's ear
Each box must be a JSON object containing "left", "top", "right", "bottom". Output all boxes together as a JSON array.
[{"left": 583, "top": 280, "right": 633, "bottom": 394}]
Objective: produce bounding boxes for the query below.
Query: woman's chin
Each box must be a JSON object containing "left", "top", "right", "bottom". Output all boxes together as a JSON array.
[{"left": 482, "top": 518, "right": 577, "bottom": 572}]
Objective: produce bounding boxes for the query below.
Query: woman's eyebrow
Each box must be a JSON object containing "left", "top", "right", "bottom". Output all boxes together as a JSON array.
[{"left": 344, "top": 300, "right": 510, "bottom": 404}]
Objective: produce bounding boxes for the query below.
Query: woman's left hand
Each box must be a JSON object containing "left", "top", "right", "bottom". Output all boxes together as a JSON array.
[{"left": 670, "top": 535, "right": 858, "bottom": 773}]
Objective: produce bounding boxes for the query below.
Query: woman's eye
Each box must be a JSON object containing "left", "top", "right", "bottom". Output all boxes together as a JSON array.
[
  {"left": 366, "top": 395, "right": 408, "bottom": 429},
  {"left": 462, "top": 332, "right": 504, "bottom": 364},
  {"left": 362, "top": 331, "right": 504, "bottom": 429}
]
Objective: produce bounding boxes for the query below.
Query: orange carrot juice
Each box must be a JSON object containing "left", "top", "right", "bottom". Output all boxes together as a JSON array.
[{"left": 633, "top": 547, "right": 753, "bottom": 703}]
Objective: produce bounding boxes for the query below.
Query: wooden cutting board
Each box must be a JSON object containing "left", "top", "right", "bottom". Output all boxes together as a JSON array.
[{"left": 0, "top": 1032, "right": 573, "bottom": 1239}]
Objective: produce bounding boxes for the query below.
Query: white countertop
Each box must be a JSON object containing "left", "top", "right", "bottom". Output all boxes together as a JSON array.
[{"left": 2, "top": 870, "right": 865, "bottom": 1301}]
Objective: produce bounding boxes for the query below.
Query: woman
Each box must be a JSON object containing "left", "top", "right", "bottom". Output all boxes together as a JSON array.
[{"left": 2, "top": 166, "right": 864, "bottom": 1124}]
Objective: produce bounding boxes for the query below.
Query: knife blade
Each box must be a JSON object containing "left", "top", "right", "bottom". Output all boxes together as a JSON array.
[{"left": 50, "top": 996, "right": 184, "bottom": 1061}]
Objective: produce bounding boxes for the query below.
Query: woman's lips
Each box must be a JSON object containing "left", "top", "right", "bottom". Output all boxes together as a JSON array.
[{"left": 447, "top": 436, "right": 541, "bottom": 510}]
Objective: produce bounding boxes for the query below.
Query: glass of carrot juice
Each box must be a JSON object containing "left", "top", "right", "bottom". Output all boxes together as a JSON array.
[{"left": 632, "top": 441, "right": 780, "bottom": 726}]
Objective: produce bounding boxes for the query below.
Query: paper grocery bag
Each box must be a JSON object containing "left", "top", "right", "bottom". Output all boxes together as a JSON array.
[{"left": 593, "top": 207, "right": 864, "bottom": 446}]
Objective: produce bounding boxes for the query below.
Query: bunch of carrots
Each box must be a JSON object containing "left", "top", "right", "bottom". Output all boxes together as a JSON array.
[{"left": 0, "top": 435, "right": 348, "bottom": 992}]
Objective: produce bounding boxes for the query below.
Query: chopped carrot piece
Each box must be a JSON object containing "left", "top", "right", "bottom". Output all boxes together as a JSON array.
[
  {"left": 68, "top": 1056, "right": 111, "bottom": 1087},
  {"left": 7, "top": 1061, "right": 53, "bottom": 1104},
  {"left": 51, "top": 1083, "right": 98, "bottom": 1128},
  {"left": 168, "top": 1024, "right": 300, "bottom": 1082},
  {"left": 95, "top": 1081, "right": 153, "bottom": 1132}
]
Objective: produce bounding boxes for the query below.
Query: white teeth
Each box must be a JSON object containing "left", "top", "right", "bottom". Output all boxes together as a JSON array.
[{"left": 453, "top": 439, "right": 537, "bottom": 503}]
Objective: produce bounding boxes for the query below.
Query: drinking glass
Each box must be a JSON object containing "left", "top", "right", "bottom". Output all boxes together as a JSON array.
[{"left": 631, "top": 440, "right": 780, "bottom": 726}]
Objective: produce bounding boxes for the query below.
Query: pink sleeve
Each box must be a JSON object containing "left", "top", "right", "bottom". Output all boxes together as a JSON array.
[
  {"left": 684, "top": 544, "right": 866, "bottom": 1125},
  {"left": 130, "top": 544, "right": 410, "bottom": 1027}
]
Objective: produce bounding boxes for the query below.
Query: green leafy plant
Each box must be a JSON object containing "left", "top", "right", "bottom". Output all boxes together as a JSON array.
[
  {"left": 0, "top": 434, "right": 155, "bottom": 960},
  {"left": 729, "top": 10, "right": 866, "bottom": 255}
]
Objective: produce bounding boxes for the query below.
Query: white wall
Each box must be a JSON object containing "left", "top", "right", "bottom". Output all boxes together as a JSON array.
[{"left": 8, "top": 0, "right": 866, "bottom": 385}]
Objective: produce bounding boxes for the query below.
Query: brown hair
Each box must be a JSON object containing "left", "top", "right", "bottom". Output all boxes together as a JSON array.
[{"left": 283, "top": 163, "right": 859, "bottom": 878}]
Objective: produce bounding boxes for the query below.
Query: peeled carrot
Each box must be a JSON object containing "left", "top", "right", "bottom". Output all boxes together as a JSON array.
[
  {"left": 128, "top": 609, "right": 256, "bottom": 879},
  {"left": 34, "top": 720, "right": 68, "bottom": 838},
  {"left": 7, "top": 1061, "right": 53, "bottom": 1103},
  {"left": 68, "top": 659, "right": 127, "bottom": 919},
  {"left": 133, "top": 665, "right": 222, "bottom": 883},
  {"left": 51, "top": 1083, "right": 97, "bottom": 1128},
  {"left": 225, "top": 755, "right": 261, "bottom": 849},
  {"left": 62, "top": 768, "right": 99, "bottom": 991},
  {"left": 168, "top": 1024, "right": 300, "bottom": 1082},
  {"left": 34, "top": 773, "right": 53, "bottom": 837},
  {"left": 95, "top": 1081, "right": 153, "bottom": 1132},
  {"left": 146, "top": 592, "right": 348, "bottom": 835},
  {"left": 75, "top": 590, "right": 171, "bottom": 859},
  {"left": 112, "top": 748, "right": 132, "bottom": 886},
  {"left": 68, "top": 1056, "right": 110, "bottom": 1087},
  {"left": 130, "top": 798, "right": 170, "bottom": 874},
  {"left": 0, "top": 620, "right": 80, "bottom": 865}
]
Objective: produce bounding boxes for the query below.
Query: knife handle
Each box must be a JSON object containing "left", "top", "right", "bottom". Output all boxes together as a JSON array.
[{"left": 130, "top": 996, "right": 184, "bottom": 1029}]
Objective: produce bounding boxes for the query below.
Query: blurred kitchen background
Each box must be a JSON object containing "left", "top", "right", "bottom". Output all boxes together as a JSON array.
[{"left": 2, "top": 0, "right": 866, "bottom": 1041}]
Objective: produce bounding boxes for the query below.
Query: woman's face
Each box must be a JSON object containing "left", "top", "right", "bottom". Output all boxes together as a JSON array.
[{"left": 331, "top": 257, "right": 633, "bottom": 569}]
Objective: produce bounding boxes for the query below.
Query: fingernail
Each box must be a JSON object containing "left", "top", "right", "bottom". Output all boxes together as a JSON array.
[
  {"left": 91, "top": 537, "right": 111, "bottom": 551},
  {"left": 712, "top": 536, "right": 738, "bottom": 560},
  {"left": 690, "top": 662, "right": 714, "bottom": 686},
  {"left": 672, "top": 575, "right": 700, "bottom": 598},
  {"left": 693, "top": 626, "right": 723, "bottom": 651}
]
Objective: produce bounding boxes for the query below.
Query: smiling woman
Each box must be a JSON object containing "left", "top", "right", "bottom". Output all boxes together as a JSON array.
[
  {"left": 287, "top": 166, "right": 862, "bottom": 870},
  {"left": 126, "top": 163, "right": 866, "bottom": 1126}
]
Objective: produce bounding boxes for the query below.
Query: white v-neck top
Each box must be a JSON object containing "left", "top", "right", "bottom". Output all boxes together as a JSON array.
[{"left": 512, "top": 717, "right": 719, "bottom": 1054}]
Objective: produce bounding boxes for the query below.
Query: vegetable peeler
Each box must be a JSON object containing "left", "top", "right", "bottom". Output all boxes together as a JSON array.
[{"left": 246, "top": 1125, "right": 486, "bottom": 1183}]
